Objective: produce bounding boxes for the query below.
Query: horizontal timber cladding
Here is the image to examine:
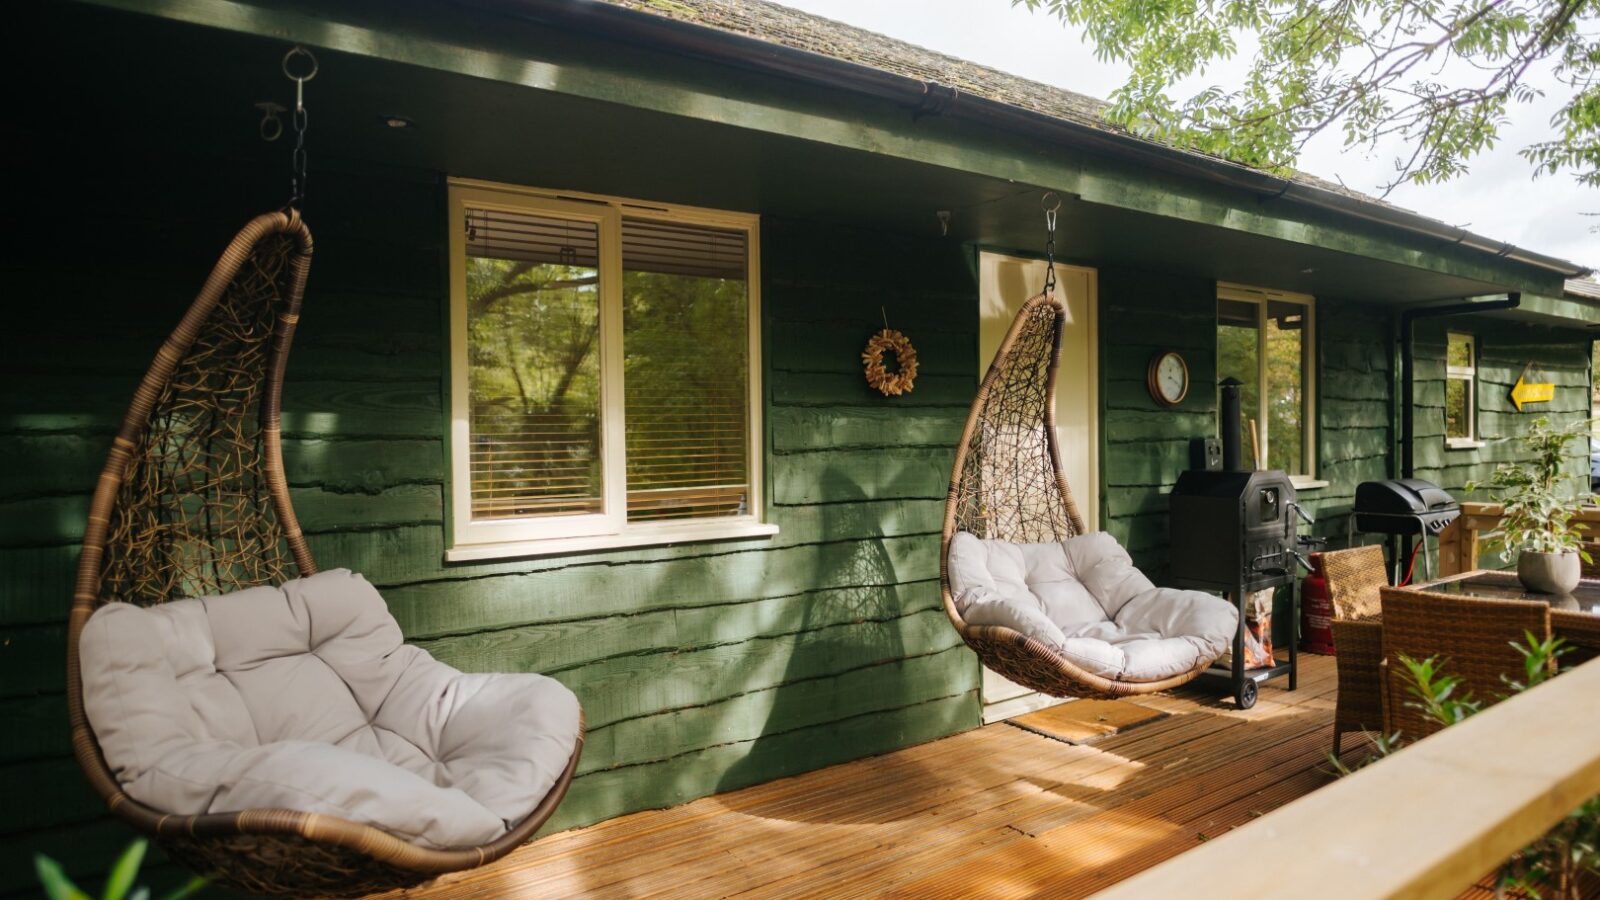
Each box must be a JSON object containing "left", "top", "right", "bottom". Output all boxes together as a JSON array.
[
  {"left": 0, "top": 131, "right": 982, "bottom": 893},
  {"left": 1098, "top": 267, "right": 1220, "bottom": 580},
  {"left": 1098, "top": 271, "right": 1397, "bottom": 647},
  {"left": 1410, "top": 314, "right": 1593, "bottom": 499},
  {"left": 1301, "top": 301, "right": 1394, "bottom": 542}
]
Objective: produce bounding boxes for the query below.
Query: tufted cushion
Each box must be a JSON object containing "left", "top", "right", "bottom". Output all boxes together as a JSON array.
[
  {"left": 80, "top": 569, "right": 581, "bottom": 850},
  {"left": 948, "top": 532, "right": 1238, "bottom": 683}
]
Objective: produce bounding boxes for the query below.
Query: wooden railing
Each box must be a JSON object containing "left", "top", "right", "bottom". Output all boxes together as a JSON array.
[
  {"left": 1437, "top": 501, "right": 1600, "bottom": 577},
  {"left": 1092, "top": 657, "right": 1600, "bottom": 899}
]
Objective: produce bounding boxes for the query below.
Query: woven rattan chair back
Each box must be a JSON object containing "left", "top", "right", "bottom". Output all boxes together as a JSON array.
[
  {"left": 1321, "top": 545, "right": 1386, "bottom": 621},
  {"left": 1379, "top": 587, "right": 1551, "bottom": 744},
  {"left": 1322, "top": 545, "right": 1390, "bottom": 754},
  {"left": 65, "top": 212, "right": 579, "bottom": 898},
  {"left": 938, "top": 293, "right": 1210, "bottom": 699},
  {"left": 947, "top": 293, "right": 1083, "bottom": 546}
]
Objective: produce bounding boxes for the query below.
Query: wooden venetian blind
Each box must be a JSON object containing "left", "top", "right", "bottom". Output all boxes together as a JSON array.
[
  {"left": 621, "top": 218, "right": 750, "bottom": 522},
  {"left": 464, "top": 206, "right": 605, "bottom": 522}
]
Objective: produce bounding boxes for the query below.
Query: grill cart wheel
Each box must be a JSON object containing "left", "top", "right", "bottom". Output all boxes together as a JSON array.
[{"left": 1236, "top": 680, "right": 1259, "bottom": 710}]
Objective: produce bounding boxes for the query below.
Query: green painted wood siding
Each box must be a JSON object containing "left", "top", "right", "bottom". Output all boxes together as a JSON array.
[
  {"left": 0, "top": 139, "right": 980, "bottom": 895},
  {"left": 1410, "top": 316, "right": 1593, "bottom": 553},
  {"left": 1098, "top": 276, "right": 1396, "bottom": 645},
  {"left": 1302, "top": 302, "right": 1395, "bottom": 542},
  {"left": 1098, "top": 267, "right": 1219, "bottom": 577},
  {"left": 6, "top": 132, "right": 1588, "bottom": 900}
]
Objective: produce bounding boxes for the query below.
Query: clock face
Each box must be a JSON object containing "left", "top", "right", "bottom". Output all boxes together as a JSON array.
[{"left": 1149, "top": 352, "right": 1189, "bottom": 406}]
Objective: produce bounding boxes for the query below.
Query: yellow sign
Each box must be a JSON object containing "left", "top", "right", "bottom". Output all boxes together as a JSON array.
[{"left": 1510, "top": 366, "right": 1555, "bottom": 412}]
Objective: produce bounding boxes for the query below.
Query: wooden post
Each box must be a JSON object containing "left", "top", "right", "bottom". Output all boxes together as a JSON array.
[{"left": 1437, "top": 518, "right": 1462, "bottom": 577}]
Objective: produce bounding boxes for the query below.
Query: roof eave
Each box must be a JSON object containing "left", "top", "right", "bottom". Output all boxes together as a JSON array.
[{"left": 467, "top": 0, "right": 1590, "bottom": 280}]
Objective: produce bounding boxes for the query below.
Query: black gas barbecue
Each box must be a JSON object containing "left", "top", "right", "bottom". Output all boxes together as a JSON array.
[
  {"left": 1349, "top": 478, "right": 1461, "bottom": 582},
  {"left": 1167, "top": 379, "right": 1312, "bottom": 709}
]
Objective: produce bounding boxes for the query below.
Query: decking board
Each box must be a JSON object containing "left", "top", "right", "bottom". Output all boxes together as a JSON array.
[{"left": 393, "top": 656, "right": 1372, "bottom": 899}]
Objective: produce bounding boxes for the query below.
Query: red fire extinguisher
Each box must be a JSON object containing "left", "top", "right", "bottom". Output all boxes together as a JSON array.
[{"left": 1300, "top": 552, "right": 1336, "bottom": 655}]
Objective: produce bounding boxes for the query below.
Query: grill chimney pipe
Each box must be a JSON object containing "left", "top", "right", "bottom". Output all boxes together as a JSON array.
[{"left": 1220, "top": 376, "right": 1244, "bottom": 472}]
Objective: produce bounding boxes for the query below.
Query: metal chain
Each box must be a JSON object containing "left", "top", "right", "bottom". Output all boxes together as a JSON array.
[
  {"left": 1042, "top": 192, "right": 1060, "bottom": 296},
  {"left": 282, "top": 47, "right": 318, "bottom": 210},
  {"left": 289, "top": 104, "right": 308, "bottom": 209}
]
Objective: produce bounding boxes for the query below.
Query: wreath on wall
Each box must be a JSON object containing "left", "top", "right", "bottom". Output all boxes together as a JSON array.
[{"left": 862, "top": 328, "right": 919, "bottom": 397}]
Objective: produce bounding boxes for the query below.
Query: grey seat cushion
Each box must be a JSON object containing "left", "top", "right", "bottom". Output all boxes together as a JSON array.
[
  {"left": 80, "top": 569, "right": 582, "bottom": 850},
  {"left": 947, "top": 531, "right": 1238, "bottom": 682}
]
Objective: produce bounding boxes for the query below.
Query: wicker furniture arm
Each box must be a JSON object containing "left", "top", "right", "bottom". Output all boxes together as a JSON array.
[
  {"left": 1320, "top": 545, "right": 1389, "bottom": 755},
  {"left": 1552, "top": 609, "right": 1600, "bottom": 668},
  {"left": 1330, "top": 618, "right": 1385, "bottom": 755},
  {"left": 66, "top": 211, "right": 581, "bottom": 898},
  {"left": 1379, "top": 586, "right": 1551, "bottom": 744},
  {"left": 938, "top": 293, "right": 1212, "bottom": 699}
]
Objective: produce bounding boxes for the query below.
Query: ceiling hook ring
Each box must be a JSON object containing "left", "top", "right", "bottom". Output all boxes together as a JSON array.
[{"left": 282, "top": 46, "right": 319, "bottom": 83}]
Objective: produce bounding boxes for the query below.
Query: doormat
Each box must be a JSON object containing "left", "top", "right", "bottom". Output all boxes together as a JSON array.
[{"left": 1008, "top": 699, "right": 1167, "bottom": 744}]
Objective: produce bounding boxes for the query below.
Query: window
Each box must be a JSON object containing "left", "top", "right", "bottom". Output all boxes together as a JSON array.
[
  {"left": 1445, "top": 332, "right": 1477, "bottom": 446},
  {"left": 1216, "top": 284, "right": 1316, "bottom": 481},
  {"left": 447, "top": 180, "right": 771, "bottom": 558}
]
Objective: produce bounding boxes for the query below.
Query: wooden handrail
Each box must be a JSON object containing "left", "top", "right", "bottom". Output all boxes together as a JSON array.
[
  {"left": 1439, "top": 502, "right": 1600, "bottom": 576},
  {"left": 1092, "top": 657, "right": 1600, "bottom": 899}
]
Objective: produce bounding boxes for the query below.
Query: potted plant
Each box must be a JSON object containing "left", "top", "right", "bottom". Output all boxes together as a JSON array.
[{"left": 1467, "top": 417, "right": 1594, "bottom": 594}]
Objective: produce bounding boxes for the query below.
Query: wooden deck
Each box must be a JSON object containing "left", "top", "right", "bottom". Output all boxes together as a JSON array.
[{"left": 397, "top": 656, "right": 1354, "bottom": 898}]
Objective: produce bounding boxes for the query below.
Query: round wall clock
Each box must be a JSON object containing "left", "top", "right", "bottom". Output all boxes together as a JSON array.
[{"left": 1147, "top": 350, "right": 1189, "bottom": 407}]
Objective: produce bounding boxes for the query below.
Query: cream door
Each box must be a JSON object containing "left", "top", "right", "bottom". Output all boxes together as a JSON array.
[{"left": 976, "top": 252, "right": 1099, "bottom": 723}]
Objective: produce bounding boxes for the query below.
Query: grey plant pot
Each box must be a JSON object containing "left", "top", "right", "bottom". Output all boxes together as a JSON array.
[{"left": 1517, "top": 550, "right": 1582, "bottom": 595}]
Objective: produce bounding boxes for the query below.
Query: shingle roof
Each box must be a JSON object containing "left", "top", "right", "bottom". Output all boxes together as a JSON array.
[
  {"left": 607, "top": 0, "right": 1109, "bottom": 130},
  {"left": 1567, "top": 276, "right": 1600, "bottom": 300},
  {"left": 592, "top": 0, "right": 1588, "bottom": 275},
  {"left": 600, "top": 0, "right": 1376, "bottom": 202}
]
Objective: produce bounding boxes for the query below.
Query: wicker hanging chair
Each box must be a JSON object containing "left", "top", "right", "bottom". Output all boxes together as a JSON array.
[
  {"left": 939, "top": 292, "right": 1214, "bottom": 699},
  {"left": 65, "top": 210, "right": 582, "bottom": 898}
]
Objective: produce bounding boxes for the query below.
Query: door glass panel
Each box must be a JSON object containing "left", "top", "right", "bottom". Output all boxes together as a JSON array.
[
  {"left": 1265, "top": 300, "right": 1306, "bottom": 475},
  {"left": 1217, "top": 299, "right": 1260, "bottom": 467}
]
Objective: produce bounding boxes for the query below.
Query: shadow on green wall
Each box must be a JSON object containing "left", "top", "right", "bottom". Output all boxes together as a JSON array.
[{"left": 712, "top": 466, "right": 930, "bottom": 823}]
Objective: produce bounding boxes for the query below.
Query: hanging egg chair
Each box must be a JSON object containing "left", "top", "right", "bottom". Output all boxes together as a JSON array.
[
  {"left": 940, "top": 292, "right": 1237, "bottom": 699},
  {"left": 66, "top": 210, "right": 583, "bottom": 897}
]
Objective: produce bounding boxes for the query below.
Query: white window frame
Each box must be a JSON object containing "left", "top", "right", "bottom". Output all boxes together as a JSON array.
[
  {"left": 446, "top": 178, "right": 774, "bottom": 561},
  {"left": 1217, "top": 283, "right": 1321, "bottom": 488},
  {"left": 1445, "top": 332, "right": 1481, "bottom": 449}
]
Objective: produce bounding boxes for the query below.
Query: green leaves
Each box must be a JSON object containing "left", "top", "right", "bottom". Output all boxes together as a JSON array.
[
  {"left": 1507, "top": 630, "right": 1569, "bottom": 692},
  {"left": 34, "top": 840, "right": 208, "bottom": 900},
  {"left": 1336, "top": 636, "right": 1599, "bottom": 894},
  {"left": 1016, "top": 0, "right": 1600, "bottom": 188},
  {"left": 1465, "top": 416, "right": 1594, "bottom": 561},
  {"left": 102, "top": 840, "right": 146, "bottom": 900},
  {"left": 1399, "top": 653, "right": 1481, "bottom": 726},
  {"left": 34, "top": 854, "right": 92, "bottom": 900}
]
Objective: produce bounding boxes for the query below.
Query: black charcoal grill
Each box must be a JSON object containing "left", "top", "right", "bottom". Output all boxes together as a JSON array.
[
  {"left": 1349, "top": 478, "right": 1461, "bottom": 582},
  {"left": 1167, "top": 378, "right": 1309, "bottom": 709},
  {"left": 1169, "top": 468, "right": 1305, "bottom": 593}
]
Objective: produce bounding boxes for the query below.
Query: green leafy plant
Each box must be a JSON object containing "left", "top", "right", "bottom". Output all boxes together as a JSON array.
[
  {"left": 1015, "top": 0, "right": 1600, "bottom": 191},
  {"left": 1466, "top": 416, "right": 1593, "bottom": 562},
  {"left": 1335, "top": 634, "right": 1599, "bottom": 898},
  {"left": 35, "top": 839, "right": 206, "bottom": 900}
]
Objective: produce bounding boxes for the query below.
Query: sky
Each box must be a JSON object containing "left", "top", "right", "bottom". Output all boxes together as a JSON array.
[{"left": 770, "top": 0, "right": 1599, "bottom": 271}]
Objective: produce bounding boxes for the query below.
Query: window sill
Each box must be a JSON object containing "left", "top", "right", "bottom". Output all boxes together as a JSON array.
[
  {"left": 1290, "top": 477, "right": 1331, "bottom": 491},
  {"left": 1445, "top": 438, "right": 1487, "bottom": 450},
  {"left": 444, "top": 520, "right": 780, "bottom": 563}
]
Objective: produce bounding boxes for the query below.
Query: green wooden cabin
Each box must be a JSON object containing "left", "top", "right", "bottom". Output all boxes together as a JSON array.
[{"left": 4, "top": 0, "right": 1596, "bottom": 893}]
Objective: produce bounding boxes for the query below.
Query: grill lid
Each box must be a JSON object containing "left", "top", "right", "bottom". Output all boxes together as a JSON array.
[
  {"left": 1353, "top": 478, "right": 1460, "bottom": 535},
  {"left": 1354, "top": 478, "right": 1457, "bottom": 516}
]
